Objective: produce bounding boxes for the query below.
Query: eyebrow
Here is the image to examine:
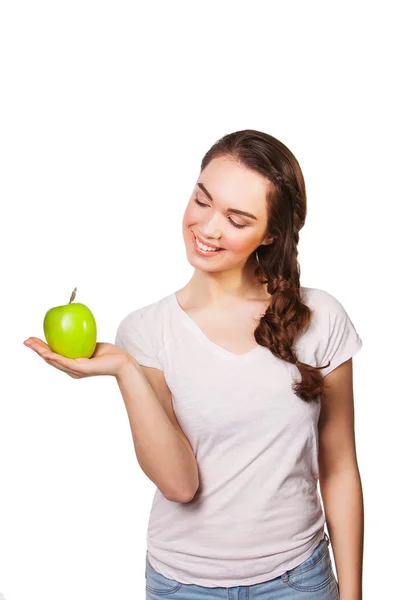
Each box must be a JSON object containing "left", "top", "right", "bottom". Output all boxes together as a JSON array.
[{"left": 197, "top": 182, "right": 258, "bottom": 220}]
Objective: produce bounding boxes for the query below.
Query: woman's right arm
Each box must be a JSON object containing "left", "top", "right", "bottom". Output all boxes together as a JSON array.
[
  {"left": 116, "top": 358, "right": 199, "bottom": 503},
  {"left": 24, "top": 337, "right": 199, "bottom": 503}
]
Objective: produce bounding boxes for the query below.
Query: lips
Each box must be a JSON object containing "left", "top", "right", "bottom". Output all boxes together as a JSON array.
[{"left": 192, "top": 232, "right": 224, "bottom": 250}]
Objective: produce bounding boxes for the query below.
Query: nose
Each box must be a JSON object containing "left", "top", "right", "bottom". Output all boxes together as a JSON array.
[
  {"left": 197, "top": 209, "right": 224, "bottom": 237},
  {"left": 197, "top": 221, "right": 222, "bottom": 242}
]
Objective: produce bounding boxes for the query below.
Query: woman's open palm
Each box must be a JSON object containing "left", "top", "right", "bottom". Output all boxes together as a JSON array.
[{"left": 23, "top": 337, "right": 131, "bottom": 379}]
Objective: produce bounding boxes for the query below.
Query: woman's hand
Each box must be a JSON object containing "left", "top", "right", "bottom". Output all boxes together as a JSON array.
[{"left": 23, "top": 337, "right": 132, "bottom": 379}]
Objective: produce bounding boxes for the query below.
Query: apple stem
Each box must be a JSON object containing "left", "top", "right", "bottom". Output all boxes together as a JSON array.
[{"left": 69, "top": 287, "right": 77, "bottom": 304}]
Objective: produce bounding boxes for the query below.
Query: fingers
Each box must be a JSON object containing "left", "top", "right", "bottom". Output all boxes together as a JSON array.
[
  {"left": 41, "top": 350, "right": 76, "bottom": 368},
  {"left": 24, "top": 337, "right": 51, "bottom": 352},
  {"left": 43, "top": 356, "right": 82, "bottom": 378},
  {"left": 24, "top": 340, "right": 85, "bottom": 378}
]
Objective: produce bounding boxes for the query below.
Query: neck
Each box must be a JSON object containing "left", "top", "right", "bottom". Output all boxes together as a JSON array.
[{"left": 182, "top": 257, "right": 269, "bottom": 308}]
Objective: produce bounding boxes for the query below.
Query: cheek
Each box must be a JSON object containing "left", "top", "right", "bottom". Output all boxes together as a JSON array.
[
  {"left": 182, "top": 202, "right": 205, "bottom": 235},
  {"left": 226, "top": 235, "right": 256, "bottom": 254},
  {"left": 182, "top": 206, "right": 193, "bottom": 238},
  {"left": 182, "top": 204, "right": 194, "bottom": 225}
]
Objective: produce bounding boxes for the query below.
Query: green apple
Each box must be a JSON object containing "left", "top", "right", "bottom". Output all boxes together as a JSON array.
[{"left": 43, "top": 287, "right": 97, "bottom": 359}]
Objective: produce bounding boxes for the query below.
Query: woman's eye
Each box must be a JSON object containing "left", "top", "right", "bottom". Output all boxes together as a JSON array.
[
  {"left": 194, "top": 194, "right": 246, "bottom": 229},
  {"left": 229, "top": 218, "right": 246, "bottom": 229},
  {"left": 194, "top": 195, "right": 208, "bottom": 208}
]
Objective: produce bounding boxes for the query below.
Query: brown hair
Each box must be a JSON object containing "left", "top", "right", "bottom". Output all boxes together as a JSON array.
[{"left": 200, "top": 129, "right": 330, "bottom": 403}]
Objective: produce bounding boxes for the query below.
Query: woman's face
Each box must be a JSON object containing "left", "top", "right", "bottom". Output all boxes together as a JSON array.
[{"left": 182, "top": 156, "right": 273, "bottom": 273}]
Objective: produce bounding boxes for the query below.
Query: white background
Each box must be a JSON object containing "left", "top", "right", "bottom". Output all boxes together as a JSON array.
[{"left": 1, "top": 1, "right": 398, "bottom": 599}]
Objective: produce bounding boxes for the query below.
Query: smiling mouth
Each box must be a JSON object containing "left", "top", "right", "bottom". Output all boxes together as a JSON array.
[{"left": 192, "top": 232, "right": 225, "bottom": 253}]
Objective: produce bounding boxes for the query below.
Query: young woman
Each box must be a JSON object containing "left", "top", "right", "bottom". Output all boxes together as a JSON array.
[{"left": 24, "top": 130, "right": 364, "bottom": 599}]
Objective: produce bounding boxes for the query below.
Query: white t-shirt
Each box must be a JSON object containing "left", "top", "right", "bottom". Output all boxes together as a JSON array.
[{"left": 115, "top": 286, "right": 363, "bottom": 587}]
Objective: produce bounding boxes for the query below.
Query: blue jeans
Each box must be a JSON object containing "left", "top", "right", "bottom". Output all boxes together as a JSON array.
[{"left": 145, "top": 533, "right": 339, "bottom": 599}]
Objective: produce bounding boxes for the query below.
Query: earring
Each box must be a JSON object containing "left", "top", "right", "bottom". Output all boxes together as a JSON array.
[{"left": 255, "top": 250, "right": 260, "bottom": 263}]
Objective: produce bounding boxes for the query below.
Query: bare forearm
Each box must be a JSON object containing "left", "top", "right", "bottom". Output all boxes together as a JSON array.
[
  {"left": 320, "top": 467, "right": 364, "bottom": 600},
  {"left": 115, "top": 360, "right": 198, "bottom": 503}
]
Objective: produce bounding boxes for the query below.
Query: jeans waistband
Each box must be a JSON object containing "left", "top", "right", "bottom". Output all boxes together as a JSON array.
[{"left": 324, "top": 531, "right": 330, "bottom": 546}]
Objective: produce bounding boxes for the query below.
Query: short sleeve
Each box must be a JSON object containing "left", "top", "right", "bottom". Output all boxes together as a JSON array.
[
  {"left": 115, "top": 308, "right": 162, "bottom": 370},
  {"left": 319, "top": 294, "right": 363, "bottom": 377}
]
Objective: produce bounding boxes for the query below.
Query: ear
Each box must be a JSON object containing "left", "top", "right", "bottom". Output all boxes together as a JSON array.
[{"left": 260, "top": 235, "right": 275, "bottom": 246}]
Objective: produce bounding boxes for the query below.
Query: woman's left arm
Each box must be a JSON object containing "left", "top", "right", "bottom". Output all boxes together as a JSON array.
[{"left": 318, "top": 357, "right": 364, "bottom": 600}]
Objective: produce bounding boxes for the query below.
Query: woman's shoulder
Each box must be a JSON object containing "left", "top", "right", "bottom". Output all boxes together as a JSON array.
[
  {"left": 298, "top": 286, "right": 363, "bottom": 375},
  {"left": 301, "top": 285, "right": 340, "bottom": 307},
  {"left": 115, "top": 292, "right": 174, "bottom": 369},
  {"left": 300, "top": 285, "right": 353, "bottom": 321}
]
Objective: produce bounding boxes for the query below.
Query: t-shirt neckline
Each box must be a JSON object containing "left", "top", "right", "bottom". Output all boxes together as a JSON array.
[{"left": 170, "top": 292, "right": 264, "bottom": 361}]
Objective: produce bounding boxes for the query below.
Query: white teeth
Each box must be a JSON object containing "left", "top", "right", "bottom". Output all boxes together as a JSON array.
[{"left": 195, "top": 235, "right": 220, "bottom": 252}]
